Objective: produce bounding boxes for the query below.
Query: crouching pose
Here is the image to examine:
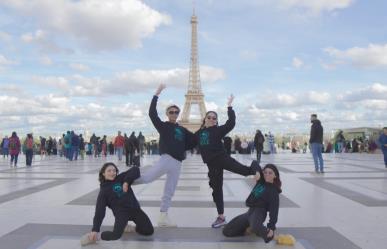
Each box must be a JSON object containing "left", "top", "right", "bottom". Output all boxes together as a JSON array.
[
  {"left": 223, "top": 164, "right": 281, "bottom": 243},
  {"left": 81, "top": 162, "right": 153, "bottom": 246}
]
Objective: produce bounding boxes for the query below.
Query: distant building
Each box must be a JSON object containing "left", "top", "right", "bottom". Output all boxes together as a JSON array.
[{"left": 340, "top": 127, "right": 382, "bottom": 141}]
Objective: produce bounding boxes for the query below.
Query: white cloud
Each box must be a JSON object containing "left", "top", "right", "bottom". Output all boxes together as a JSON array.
[
  {"left": 205, "top": 101, "right": 219, "bottom": 112},
  {"left": 324, "top": 44, "right": 387, "bottom": 68},
  {"left": 255, "top": 91, "right": 331, "bottom": 109},
  {"left": 21, "top": 29, "right": 46, "bottom": 43},
  {"left": 31, "top": 75, "right": 71, "bottom": 90},
  {"left": 4, "top": 0, "right": 171, "bottom": 51},
  {"left": 69, "top": 63, "right": 90, "bottom": 72},
  {"left": 279, "top": 0, "right": 354, "bottom": 15},
  {"left": 21, "top": 29, "right": 72, "bottom": 54},
  {"left": 27, "top": 115, "right": 58, "bottom": 125},
  {"left": 0, "top": 84, "right": 23, "bottom": 94},
  {"left": 0, "top": 54, "right": 17, "bottom": 71},
  {"left": 362, "top": 100, "right": 387, "bottom": 110},
  {"left": 0, "top": 54, "right": 17, "bottom": 66},
  {"left": 68, "top": 66, "right": 225, "bottom": 96},
  {"left": 338, "top": 83, "right": 387, "bottom": 102},
  {"left": 292, "top": 57, "right": 304, "bottom": 68}
]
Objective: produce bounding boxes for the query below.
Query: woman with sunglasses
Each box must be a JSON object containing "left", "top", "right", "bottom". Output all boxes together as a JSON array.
[
  {"left": 130, "top": 84, "right": 196, "bottom": 227},
  {"left": 223, "top": 164, "right": 281, "bottom": 244},
  {"left": 195, "top": 95, "right": 260, "bottom": 228}
]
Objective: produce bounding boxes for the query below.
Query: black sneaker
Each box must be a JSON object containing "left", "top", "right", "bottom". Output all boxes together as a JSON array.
[{"left": 264, "top": 229, "right": 274, "bottom": 243}]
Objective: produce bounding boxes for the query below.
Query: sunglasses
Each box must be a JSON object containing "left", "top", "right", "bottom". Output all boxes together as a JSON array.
[
  {"left": 168, "top": 110, "right": 180, "bottom": 115},
  {"left": 206, "top": 116, "right": 217, "bottom": 120}
]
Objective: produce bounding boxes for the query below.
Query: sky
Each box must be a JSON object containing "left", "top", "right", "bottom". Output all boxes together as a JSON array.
[{"left": 0, "top": 0, "right": 386, "bottom": 138}]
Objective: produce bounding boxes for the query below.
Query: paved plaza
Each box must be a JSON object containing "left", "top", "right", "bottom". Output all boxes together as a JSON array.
[{"left": 0, "top": 152, "right": 386, "bottom": 249}]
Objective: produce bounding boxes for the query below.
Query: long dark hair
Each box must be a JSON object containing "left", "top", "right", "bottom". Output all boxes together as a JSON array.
[
  {"left": 98, "top": 162, "right": 119, "bottom": 183},
  {"left": 200, "top": 111, "right": 218, "bottom": 129},
  {"left": 263, "top": 164, "right": 282, "bottom": 193}
]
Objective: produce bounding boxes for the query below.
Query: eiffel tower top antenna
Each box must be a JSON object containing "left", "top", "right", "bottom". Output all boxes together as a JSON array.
[{"left": 193, "top": 0, "right": 195, "bottom": 15}]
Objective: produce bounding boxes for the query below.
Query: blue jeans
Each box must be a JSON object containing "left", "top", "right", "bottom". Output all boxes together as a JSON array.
[
  {"left": 311, "top": 143, "right": 324, "bottom": 172},
  {"left": 383, "top": 149, "right": 387, "bottom": 166},
  {"left": 116, "top": 147, "right": 123, "bottom": 161},
  {"left": 72, "top": 146, "right": 79, "bottom": 160},
  {"left": 65, "top": 147, "right": 72, "bottom": 160},
  {"left": 25, "top": 149, "right": 33, "bottom": 166},
  {"left": 2, "top": 148, "right": 9, "bottom": 157},
  {"left": 337, "top": 142, "right": 344, "bottom": 153}
]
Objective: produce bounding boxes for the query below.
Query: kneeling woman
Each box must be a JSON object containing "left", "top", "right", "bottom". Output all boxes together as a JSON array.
[
  {"left": 223, "top": 164, "right": 281, "bottom": 243},
  {"left": 81, "top": 163, "right": 153, "bottom": 246}
]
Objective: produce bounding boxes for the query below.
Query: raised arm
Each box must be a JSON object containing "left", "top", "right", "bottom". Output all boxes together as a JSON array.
[
  {"left": 218, "top": 95, "right": 236, "bottom": 137},
  {"left": 149, "top": 84, "right": 167, "bottom": 131},
  {"left": 123, "top": 167, "right": 140, "bottom": 185}
]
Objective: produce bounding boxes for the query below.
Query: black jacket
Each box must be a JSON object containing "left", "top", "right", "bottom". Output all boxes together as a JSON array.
[
  {"left": 254, "top": 133, "right": 265, "bottom": 151},
  {"left": 195, "top": 107, "right": 235, "bottom": 163},
  {"left": 149, "top": 96, "right": 195, "bottom": 161},
  {"left": 92, "top": 167, "right": 140, "bottom": 232},
  {"left": 309, "top": 119, "right": 323, "bottom": 144},
  {"left": 245, "top": 166, "right": 280, "bottom": 230}
]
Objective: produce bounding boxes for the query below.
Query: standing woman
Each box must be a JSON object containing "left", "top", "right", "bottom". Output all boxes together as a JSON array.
[
  {"left": 80, "top": 163, "right": 153, "bottom": 246},
  {"left": 24, "top": 133, "right": 34, "bottom": 167},
  {"left": 223, "top": 164, "right": 281, "bottom": 243},
  {"left": 254, "top": 130, "right": 265, "bottom": 164},
  {"left": 101, "top": 135, "right": 108, "bottom": 157},
  {"left": 195, "top": 95, "right": 259, "bottom": 228},
  {"left": 9, "top": 132, "right": 21, "bottom": 167}
]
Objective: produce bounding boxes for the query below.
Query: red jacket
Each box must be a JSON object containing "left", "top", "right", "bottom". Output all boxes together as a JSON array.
[{"left": 114, "top": 135, "right": 125, "bottom": 148}]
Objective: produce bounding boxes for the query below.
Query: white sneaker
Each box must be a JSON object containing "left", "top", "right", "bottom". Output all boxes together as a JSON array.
[
  {"left": 80, "top": 233, "right": 96, "bottom": 246},
  {"left": 158, "top": 212, "right": 177, "bottom": 227},
  {"left": 124, "top": 224, "right": 136, "bottom": 233}
]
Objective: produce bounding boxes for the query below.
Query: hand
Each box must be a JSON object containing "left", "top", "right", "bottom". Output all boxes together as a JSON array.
[
  {"left": 254, "top": 171, "right": 261, "bottom": 181},
  {"left": 227, "top": 94, "right": 234, "bottom": 107},
  {"left": 123, "top": 182, "right": 128, "bottom": 193},
  {"left": 267, "top": 229, "right": 274, "bottom": 238},
  {"left": 89, "top": 231, "right": 98, "bottom": 242},
  {"left": 155, "top": 83, "right": 166, "bottom": 96}
]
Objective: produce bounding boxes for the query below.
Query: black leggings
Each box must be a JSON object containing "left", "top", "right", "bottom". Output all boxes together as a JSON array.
[
  {"left": 101, "top": 208, "right": 154, "bottom": 241},
  {"left": 223, "top": 207, "right": 269, "bottom": 239},
  {"left": 207, "top": 155, "right": 255, "bottom": 215}
]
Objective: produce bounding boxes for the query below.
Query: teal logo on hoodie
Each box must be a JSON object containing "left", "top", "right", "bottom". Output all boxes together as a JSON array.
[
  {"left": 200, "top": 130, "right": 210, "bottom": 145},
  {"left": 174, "top": 127, "right": 184, "bottom": 141},
  {"left": 113, "top": 183, "right": 124, "bottom": 198},
  {"left": 252, "top": 184, "right": 265, "bottom": 198}
]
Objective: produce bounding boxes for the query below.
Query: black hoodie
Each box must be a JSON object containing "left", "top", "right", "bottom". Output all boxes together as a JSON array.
[
  {"left": 195, "top": 107, "right": 235, "bottom": 163},
  {"left": 245, "top": 166, "right": 280, "bottom": 231},
  {"left": 92, "top": 167, "right": 140, "bottom": 232},
  {"left": 309, "top": 119, "right": 323, "bottom": 144},
  {"left": 149, "top": 96, "right": 195, "bottom": 161}
]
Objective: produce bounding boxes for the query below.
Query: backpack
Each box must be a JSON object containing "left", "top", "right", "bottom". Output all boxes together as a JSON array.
[
  {"left": 9, "top": 139, "right": 17, "bottom": 150},
  {"left": 64, "top": 136, "right": 70, "bottom": 144},
  {"left": 26, "top": 138, "right": 33, "bottom": 149}
]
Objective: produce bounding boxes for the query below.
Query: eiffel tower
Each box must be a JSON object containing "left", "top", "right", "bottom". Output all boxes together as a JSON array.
[{"left": 179, "top": 9, "right": 207, "bottom": 132}]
